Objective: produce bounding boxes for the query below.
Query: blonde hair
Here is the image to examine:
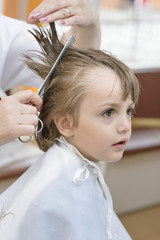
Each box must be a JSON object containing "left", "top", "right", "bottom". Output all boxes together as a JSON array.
[{"left": 25, "top": 23, "right": 140, "bottom": 152}]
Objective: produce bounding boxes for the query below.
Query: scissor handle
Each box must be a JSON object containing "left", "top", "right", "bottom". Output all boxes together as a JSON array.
[
  {"left": 18, "top": 118, "right": 44, "bottom": 143},
  {"left": 35, "top": 118, "right": 43, "bottom": 134},
  {"left": 18, "top": 135, "right": 32, "bottom": 143}
]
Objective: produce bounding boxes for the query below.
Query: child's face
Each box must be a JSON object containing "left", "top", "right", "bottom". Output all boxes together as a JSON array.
[{"left": 68, "top": 68, "right": 135, "bottom": 162}]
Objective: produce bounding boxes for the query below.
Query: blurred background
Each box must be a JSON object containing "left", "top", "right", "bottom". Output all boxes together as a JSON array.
[{"left": 0, "top": 1, "right": 160, "bottom": 239}]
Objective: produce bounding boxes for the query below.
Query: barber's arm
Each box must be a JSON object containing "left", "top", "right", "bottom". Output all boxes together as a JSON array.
[
  {"left": 27, "top": 0, "right": 101, "bottom": 49},
  {"left": 0, "top": 90, "right": 42, "bottom": 146}
]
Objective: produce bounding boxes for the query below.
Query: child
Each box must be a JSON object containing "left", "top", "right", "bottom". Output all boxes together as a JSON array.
[{"left": 0, "top": 23, "right": 139, "bottom": 240}]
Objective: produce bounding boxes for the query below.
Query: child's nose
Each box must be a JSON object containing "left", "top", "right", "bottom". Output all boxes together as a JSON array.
[{"left": 117, "top": 116, "right": 131, "bottom": 134}]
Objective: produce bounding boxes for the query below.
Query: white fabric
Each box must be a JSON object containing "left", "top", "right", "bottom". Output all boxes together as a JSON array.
[
  {"left": 0, "top": 137, "right": 132, "bottom": 240},
  {"left": 0, "top": 15, "right": 42, "bottom": 91}
]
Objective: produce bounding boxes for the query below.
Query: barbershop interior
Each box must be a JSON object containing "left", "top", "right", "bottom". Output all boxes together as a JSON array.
[{"left": 0, "top": 0, "right": 160, "bottom": 239}]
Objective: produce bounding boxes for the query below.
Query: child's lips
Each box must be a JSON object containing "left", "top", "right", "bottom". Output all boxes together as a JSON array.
[{"left": 112, "top": 138, "right": 128, "bottom": 150}]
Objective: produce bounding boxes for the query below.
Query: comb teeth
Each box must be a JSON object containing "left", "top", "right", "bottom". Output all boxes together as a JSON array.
[
  {"left": 38, "top": 34, "right": 76, "bottom": 98},
  {"left": 64, "top": 35, "right": 76, "bottom": 49}
]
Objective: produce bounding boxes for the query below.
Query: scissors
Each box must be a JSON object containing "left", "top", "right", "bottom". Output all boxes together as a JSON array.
[{"left": 0, "top": 34, "right": 75, "bottom": 143}]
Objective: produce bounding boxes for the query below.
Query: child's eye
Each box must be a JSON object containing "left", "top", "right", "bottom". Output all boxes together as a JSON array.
[
  {"left": 127, "top": 108, "right": 135, "bottom": 117},
  {"left": 103, "top": 109, "right": 114, "bottom": 117}
]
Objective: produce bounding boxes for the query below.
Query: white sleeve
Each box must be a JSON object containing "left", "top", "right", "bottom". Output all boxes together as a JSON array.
[{"left": 0, "top": 15, "right": 43, "bottom": 91}]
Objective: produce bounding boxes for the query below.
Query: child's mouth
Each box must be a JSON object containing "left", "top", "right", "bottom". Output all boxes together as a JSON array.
[{"left": 112, "top": 139, "right": 128, "bottom": 150}]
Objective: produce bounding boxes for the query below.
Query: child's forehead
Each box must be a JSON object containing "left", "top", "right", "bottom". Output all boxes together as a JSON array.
[
  {"left": 86, "top": 67, "right": 120, "bottom": 91},
  {"left": 83, "top": 68, "right": 133, "bottom": 103},
  {"left": 83, "top": 73, "right": 121, "bottom": 102},
  {"left": 79, "top": 66, "right": 136, "bottom": 106}
]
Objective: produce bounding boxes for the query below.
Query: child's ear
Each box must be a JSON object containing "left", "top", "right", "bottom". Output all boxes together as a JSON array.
[{"left": 54, "top": 114, "right": 74, "bottom": 137}]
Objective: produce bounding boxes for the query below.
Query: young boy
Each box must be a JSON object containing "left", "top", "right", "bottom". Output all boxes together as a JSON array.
[{"left": 0, "top": 23, "right": 139, "bottom": 240}]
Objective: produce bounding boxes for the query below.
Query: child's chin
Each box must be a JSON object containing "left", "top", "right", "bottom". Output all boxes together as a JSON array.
[
  {"left": 107, "top": 158, "right": 122, "bottom": 163},
  {"left": 107, "top": 152, "right": 124, "bottom": 162}
]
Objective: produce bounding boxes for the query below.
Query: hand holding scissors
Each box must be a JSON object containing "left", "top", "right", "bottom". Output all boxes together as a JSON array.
[{"left": 0, "top": 89, "right": 42, "bottom": 145}]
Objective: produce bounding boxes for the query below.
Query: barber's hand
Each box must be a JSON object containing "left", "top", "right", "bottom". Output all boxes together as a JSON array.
[
  {"left": 27, "top": 0, "right": 98, "bottom": 27},
  {"left": 27, "top": 0, "right": 101, "bottom": 49},
  {"left": 0, "top": 90, "right": 42, "bottom": 146}
]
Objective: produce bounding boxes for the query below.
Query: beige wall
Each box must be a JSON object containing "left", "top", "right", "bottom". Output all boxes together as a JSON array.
[{"left": 104, "top": 149, "right": 160, "bottom": 215}]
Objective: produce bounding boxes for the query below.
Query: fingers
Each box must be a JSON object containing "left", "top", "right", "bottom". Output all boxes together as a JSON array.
[
  {"left": 18, "top": 113, "right": 39, "bottom": 127},
  {"left": 13, "top": 125, "right": 36, "bottom": 138},
  {"left": 27, "top": 0, "right": 69, "bottom": 24},
  {"left": 27, "top": 0, "right": 100, "bottom": 49},
  {"left": 60, "top": 15, "right": 80, "bottom": 27},
  {"left": 11, "top": 113, "right": 39, "bottom": 138},
  {"left": 0, "top": 91, "right": 43, "bottom": 145},
  {"left": 18, "top": 125, "right": 36, "bottom": 137},
  {"left": 27, "top": 0, "right": 96, "bottom": 26},
  {"left": 39, "top": 7, "right": 74, "bottom": 24},
  {"left": 13, "top": 90, "right": 42, "bottom": 134},
  {"left": 15, "top": 90, "right": 42, "bottom": 112}
]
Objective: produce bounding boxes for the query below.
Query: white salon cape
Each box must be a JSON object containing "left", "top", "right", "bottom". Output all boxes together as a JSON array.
[{"left": 0, "top": 137, "right": 132, "bottom": 240}]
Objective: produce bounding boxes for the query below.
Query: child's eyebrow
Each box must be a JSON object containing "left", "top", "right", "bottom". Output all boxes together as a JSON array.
[{"left": 98, "top": 101, "right": 135, "bottom": 108}]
